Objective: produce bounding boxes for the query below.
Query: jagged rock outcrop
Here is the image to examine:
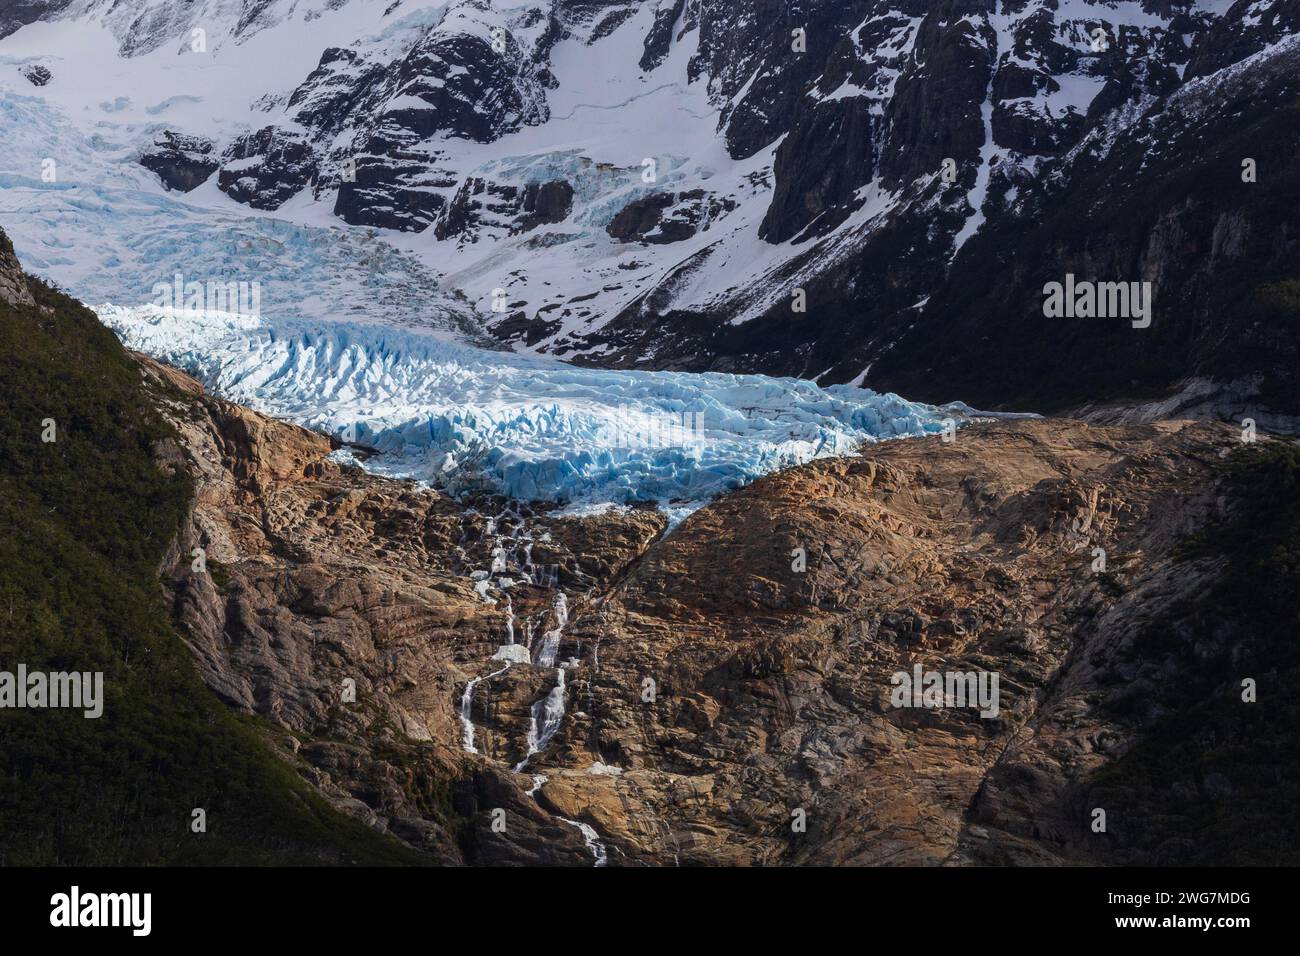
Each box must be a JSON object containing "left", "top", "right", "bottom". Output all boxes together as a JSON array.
[
  {"left": 433, "top": 176, "right": 575, "bottom": 241},
  {"left": 1186, "top": 0, "right": 1300, "bottom": 78},
  {"left": 139, "top": 130, "right": 218, "bottom": 192},
  {"left": 218, "top": 126, "right": 317, "bottom": 210},
  {"left": 0, "top": 0, "right": 71, "bottom": 40},
  {"left": 573, "top": 2, "right": 1300, "bottom": 429},
  {"left": 607, "top": 189, "right": 736, "bottom": 244},
  {"left": 19, "top": 63, "right": 50, "bottom": 85},
  {"left": 869, "top": 24, "right": 1300, "bottom": 418},
  {"left": 759, "top": 96, "right": 873, "bottom": 243},
  {"left": 0, "top": 228, "right": 33, "bottom": 307},
  {"left": 520, "top": 179, "right": 574, "bottom": 228},
  {"left": 335, "top": 154, "right": 455, "bottom": 232}
]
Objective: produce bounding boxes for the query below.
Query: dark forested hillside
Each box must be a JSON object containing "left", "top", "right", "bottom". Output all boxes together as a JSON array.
[{"left": 0, "top": 234, "right": 425, "bottom": 864}]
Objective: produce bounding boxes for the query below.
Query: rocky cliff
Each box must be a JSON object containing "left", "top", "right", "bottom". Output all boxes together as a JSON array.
[
  {"left": 0, "top": 229, "right": 33, "bottom": 308},
  {"left": 144, "top": 352, "right": 1300, "bottom": 865}
]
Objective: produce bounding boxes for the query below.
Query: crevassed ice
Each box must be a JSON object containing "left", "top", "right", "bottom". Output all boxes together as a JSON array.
[{"left": 100, "top": 304, "right": 953, "bottom": 505}]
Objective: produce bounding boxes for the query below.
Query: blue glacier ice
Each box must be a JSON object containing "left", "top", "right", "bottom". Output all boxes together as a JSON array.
[{"left": 100, "top": 305, "right": 958, "bottom": 505}]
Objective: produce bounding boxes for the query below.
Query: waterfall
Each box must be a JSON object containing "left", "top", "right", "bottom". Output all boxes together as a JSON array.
[
  {"left": 458, "top": 511, "right": 610, "bottom": 864},
  {"left": 562, "top": 818, "right": 608, "bottom": 867},
  {"left": 536, "top": 629, "right": 561, "bottom": 668},
  {"left": 534, "top": 591, "right": 568, "bottom": 667},
  {"left": 514, "top": 666, "right": 568, "bottom": 772},
  {"left": 459, "top": 664, "right": 510, "bottom": 754}
]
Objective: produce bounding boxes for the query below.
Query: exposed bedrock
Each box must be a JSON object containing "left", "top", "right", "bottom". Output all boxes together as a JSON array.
[{"left": 142, "top": 350, "right": 1289, "bottom": 865}]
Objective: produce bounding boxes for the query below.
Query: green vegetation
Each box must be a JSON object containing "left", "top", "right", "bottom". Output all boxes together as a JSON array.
[
  {"left": 1090, "top": 440, "right": 1300, "bottom": 864},
  {"left": 0, "top": 273, "right": 425, "bottom": 864}
]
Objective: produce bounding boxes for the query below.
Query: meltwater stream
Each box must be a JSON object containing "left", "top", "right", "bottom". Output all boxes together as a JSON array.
[
  {"left": 454, "top": 505, "right": 607, "bottom": 865},
  {"left": 459, "top": 664, "right": 511, "bottom": 755},
  {"left": 534, "top": 593, "right": 568, "bottom": 670}
]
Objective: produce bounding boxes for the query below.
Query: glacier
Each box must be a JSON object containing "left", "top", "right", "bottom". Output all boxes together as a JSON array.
[
  {"left": 100, "top": 303, "right": 957, "bottom": 505},
  {"left": 0, "top": 19, "right": 959, "bottom": 509}
]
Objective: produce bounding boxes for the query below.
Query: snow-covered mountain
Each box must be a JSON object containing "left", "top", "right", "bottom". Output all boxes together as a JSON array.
[
  {"left": 0, "top": 1, "right": 985, "bottom": 510},
  {"left": 2, "top": 0, "right": 1299, "bottom": 412}
]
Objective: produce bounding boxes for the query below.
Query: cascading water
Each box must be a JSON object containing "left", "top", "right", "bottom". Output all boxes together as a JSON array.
[
  {"left": 562, "top": 818, "right": 608, "bottom": 867},
  {"left": 534, "top": 592, "right": 568, "bottom": 667},
  {"left": 514, "top": 665, "right": 568, "bottom": 773},
  {"left": 460, "top": 664, "right": 511, "bottom": 754},
  {"left": 455, "top": 506, "right": 608, "bottom": 865}
]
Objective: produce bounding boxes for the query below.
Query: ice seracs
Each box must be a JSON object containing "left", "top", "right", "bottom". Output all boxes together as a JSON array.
[{"left": 99, "top": 304, "right": 956, "bottom": 507}]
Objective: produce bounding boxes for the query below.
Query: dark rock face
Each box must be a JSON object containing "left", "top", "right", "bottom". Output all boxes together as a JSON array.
[
  {"left": 139, "top": 131, "right": 218, "bottom": 193},
  {"left": 486, "top": 310, "right": 563, "bottom": 348},
  {"left": 558, "top": 0, "right": 1300, "bottom": 429},
  {"left": 760, "top": 96, "right": 873, "bottom": 243},
  {"left": 877, "top": 6, "right": 991, "bottom": 191},
  {"left": 0, "top": 0, "right": 72, "bottom": 41},
  {"left": 217, "top": 127, "right": 317, "bottom": 210},
  {"left": 335, "top": 156, "right": 452, "bottom": 232},
  {"left": 1186, "top": 0, "right": 1300, "bottom": 78},
  {"left": 287, "top": 47, "right": 390, "bottom": 138},
  {"left": 639, "top": 0, "right": 686, "bottom": 71},
  {"left": 869, "top": 32, "right": 1300, "bottom": 418},
  {"left": 286, "top": 6, "right": 561, "bottom": 229},
  {"left": 691, "top": 0, "right": 876, "bottom": 160},
  {"left": 436, "top": 177, "right": 519, "bottom": 241},
  {"left": 434, "top": 179, "right": 506, "bottom": 241},
  {"left": 213, "top": 4, "right": 560, "bottom": 220},
  {"left": 387, "top": 29, "right": 549, "bottom": 147},
  {"left": 20, "top": 64, "right": 51, "bottom": 86},
  {"left": 607, "top": 192, "right": 677, "bottom": 242},
  {"left": 522, "top": 179, "right": 574, "bottom": 227},
  {"left": 607, "top": 189, "right": 736, "bottom": 244},
  {"left": 558, "top": 0, "right": 1219, "bottom": 372},
  {"left": 295, "top": 45, "right": 457, "bottom": 231},
  {"left": 433, "top": 177, "right": 574, "bottom": 241}
]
